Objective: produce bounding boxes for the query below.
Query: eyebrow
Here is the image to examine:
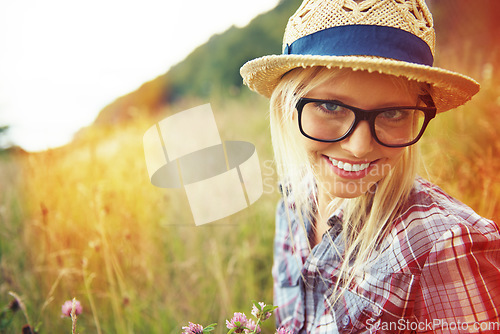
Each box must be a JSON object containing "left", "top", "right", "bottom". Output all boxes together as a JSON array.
[{"left": 303, "top": 93, "right": 417, "bottom": 108}]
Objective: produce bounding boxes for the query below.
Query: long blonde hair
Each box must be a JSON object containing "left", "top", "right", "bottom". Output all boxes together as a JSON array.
[{"left": 270, "top": 66, "right": 427, "bottom": 300}]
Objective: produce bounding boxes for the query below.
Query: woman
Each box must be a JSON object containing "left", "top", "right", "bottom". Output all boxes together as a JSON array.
[{"left": 240, "top": 0, "right": 500, "bottom": 333}]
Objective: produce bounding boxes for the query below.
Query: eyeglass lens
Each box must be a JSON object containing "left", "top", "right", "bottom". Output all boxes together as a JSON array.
[{"left": 300, "top": 101, "right": 426, "bottom": 146}]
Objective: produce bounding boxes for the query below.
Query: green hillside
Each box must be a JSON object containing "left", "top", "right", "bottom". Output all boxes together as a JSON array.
[{"left": 92, "top": 0, "right": 500, "bottom": 126}]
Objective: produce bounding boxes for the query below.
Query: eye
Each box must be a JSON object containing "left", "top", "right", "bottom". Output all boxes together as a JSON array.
[
  {"left": 318, "top": 102, "right": 340, "bottom": 112},
  {"left": 315, "top": 102, "right": 349, "bottom": 116},
  {"left": 379, "top": 109, "right": 410, "bottom": 121}
]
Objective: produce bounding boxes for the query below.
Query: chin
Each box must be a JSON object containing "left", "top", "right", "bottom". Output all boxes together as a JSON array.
[{"left": 320, "top": 179, "right": 376, "bottom": 199}]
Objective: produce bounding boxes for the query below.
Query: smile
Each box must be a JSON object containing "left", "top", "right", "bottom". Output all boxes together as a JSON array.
[{"left": 328, "top": 158, "right": 371, "bottom": 172}]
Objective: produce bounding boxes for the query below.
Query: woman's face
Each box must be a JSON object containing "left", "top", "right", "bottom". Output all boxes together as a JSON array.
[{"left": 295, "top": 70, "right": 418, "bottom": 199}]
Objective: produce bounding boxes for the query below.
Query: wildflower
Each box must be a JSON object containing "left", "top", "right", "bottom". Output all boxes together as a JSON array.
[
  {"left": 275, "top": 327, "right": 293, "bottom": 334},
  {"left": 21, "top": 324, "right": 38, "bottom": 334},
  {"left": 226, "top": 312, "right": 248, "bottom": 333},
  {"left": 244, "top": 318, "right": 261, "bottom": 334},
  {"left": 182, "top": 322, "right": 204, "bottom": 334},
  {"left": 61, "top": 299, "right": 83, "bottom": 317},
  {"left": 251, "top": 302, "right": 272, "bottom": 321},
  {"left": 8, "top": 292, "right": 26, "bottom": 315},
  {"left": 8, "top": 298, "right": 20, "bottom": 312}
]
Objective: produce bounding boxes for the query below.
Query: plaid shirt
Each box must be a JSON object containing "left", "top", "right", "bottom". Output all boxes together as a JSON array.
[{"left": 273, "top": 177, "right": 500, "bottom": 333}]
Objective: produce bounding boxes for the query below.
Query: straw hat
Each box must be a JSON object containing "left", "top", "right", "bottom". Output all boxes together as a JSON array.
[{"left": 240, "top": 0, "right": 479, "bottom": 112}]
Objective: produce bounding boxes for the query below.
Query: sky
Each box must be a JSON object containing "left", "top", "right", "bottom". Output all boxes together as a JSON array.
[{"left": 0, "top": 0, "right": 280, "bottom": 152}]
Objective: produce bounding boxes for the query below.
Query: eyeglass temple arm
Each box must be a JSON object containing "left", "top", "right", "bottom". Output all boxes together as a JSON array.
[{"left": 419, "top": 94, "right": 436, "bottom": 108}]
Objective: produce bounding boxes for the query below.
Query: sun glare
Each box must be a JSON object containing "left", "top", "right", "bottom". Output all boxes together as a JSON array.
[{"left": 0, "top": 0, "right": 279, "bottom": 152}]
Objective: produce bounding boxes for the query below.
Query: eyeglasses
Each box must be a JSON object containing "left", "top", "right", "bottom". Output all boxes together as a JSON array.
[{"left": 296, "top": 97, "right": 436, "bottom": 148}]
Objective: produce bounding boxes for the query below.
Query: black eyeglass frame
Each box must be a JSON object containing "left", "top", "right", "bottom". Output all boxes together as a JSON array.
[{"left": 295, "top": 97, "right": 437, "bottom": 148}]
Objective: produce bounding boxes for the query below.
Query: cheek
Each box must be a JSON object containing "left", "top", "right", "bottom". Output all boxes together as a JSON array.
[
  {"left": 386, "top": 147, "right": 405, "bottom": 160},
  {"left": 303, "top": 140, "right": 332, "bottom": 157},
  {"left": 292, "top": 118, "right": 326, "bottom": 154},
  {"left": 381, "top": 147, "right": 405, "bottom": 169}
]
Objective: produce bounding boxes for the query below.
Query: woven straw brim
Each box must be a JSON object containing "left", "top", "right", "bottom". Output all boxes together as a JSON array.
[{"left": 240, "top": 54, "right": 480, "bottom": 112}]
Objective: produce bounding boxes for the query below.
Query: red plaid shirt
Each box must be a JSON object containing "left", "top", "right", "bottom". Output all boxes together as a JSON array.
[{"left": 273, "top": 177, "right": 500, "bottom": 333}]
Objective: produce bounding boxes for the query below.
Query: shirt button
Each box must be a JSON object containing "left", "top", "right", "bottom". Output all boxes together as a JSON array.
[{"left": 342, "top": 315, "right": 350, "bottom": 326}]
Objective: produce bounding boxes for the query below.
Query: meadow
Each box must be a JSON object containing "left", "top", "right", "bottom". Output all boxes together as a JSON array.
[
  {"left": 0, "top": 95, "right": 283, "bottom": 333},
  {"left": 1, "top": 62, "right": 499, "bottom": 333}
]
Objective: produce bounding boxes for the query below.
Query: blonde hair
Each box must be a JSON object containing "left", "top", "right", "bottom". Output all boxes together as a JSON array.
[{"left": 270, "top": 66, "right": 427, "bottom": 301}]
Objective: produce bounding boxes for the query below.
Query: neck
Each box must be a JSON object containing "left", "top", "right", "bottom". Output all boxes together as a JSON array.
[{"left": 313, "top": 189, "right": 337, "bottom": 246}]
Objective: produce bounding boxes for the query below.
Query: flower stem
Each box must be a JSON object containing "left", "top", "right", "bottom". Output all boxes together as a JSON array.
[
  {"left": 251, "top": 318, "right": 262, "bottom": 334},
  {"left": 71, "top": 298, "right": 78, "bottom": 334}
]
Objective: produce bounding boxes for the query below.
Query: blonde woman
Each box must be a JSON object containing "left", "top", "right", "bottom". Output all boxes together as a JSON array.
[{"left": 241, "top": 0, "right": 500, "bottom": 333}]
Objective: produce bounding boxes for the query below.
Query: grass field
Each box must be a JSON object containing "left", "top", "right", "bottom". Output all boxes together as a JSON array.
[
  {"left": 0, "top": 96, "right": 282, "bottom": 334},
  {"left": 1, "top": 65, "right": 499, "bottom": 333}
]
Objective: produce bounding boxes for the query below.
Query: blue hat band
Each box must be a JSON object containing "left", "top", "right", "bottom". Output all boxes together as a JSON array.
[{"left": 283, "top": 25, "right": 433, "bottom": 66}]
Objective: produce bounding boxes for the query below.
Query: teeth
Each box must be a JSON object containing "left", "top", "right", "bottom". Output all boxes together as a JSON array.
[{"left": 329, "top": 158, "right": 370, "bottom": 172}]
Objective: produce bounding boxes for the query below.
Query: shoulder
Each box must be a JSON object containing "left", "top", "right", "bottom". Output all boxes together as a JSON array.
[
  {"left": 399, "top": 177, "right": 497, "bottom": 235},
  {"left": 275, "top": 180, "right": 315, "bottom": 234},
  {"left": 387, "top": 177, "right": 499, "bottom": 270},
  {"left": 274, "top": 195, "right": 313, "bottom": 241},
  {"left": 275, "top": 197, "right": 291, "bottom": 238}
]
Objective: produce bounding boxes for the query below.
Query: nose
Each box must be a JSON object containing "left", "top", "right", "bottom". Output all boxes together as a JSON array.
[{"left": 340, "top": 120, "right": 374, "bottom": 157}]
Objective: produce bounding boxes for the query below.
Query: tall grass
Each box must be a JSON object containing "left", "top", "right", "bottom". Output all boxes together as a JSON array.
[
  {"left": 0, "top": 64, "right": 499, "bottom": 333},
  {"left": 0, "top": 96, "right": 279, "bottom": 333}
]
